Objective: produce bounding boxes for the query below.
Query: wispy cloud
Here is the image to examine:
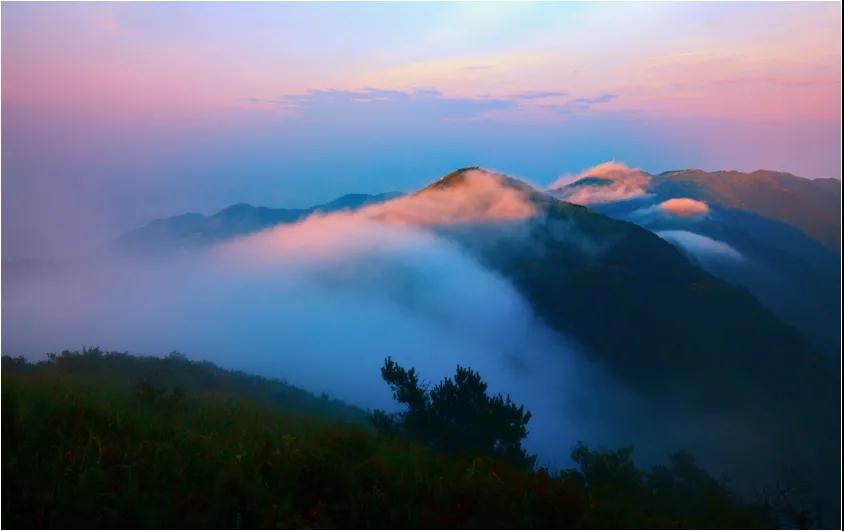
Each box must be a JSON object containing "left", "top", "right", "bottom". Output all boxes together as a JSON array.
[
  {"left": 271, "top": 88, "right": 515, "bottom": 121},
  {"left": 509, "top": 90, "right": 568, "bottom": 100},
  {"left": 657, "top": 230, "right": 744, "bottom": 262},
  {"left": 711, "top": 76, "right": 839, "bottom": 88},
  {"left": 545, "top": 93, "right": 618, "bottom": 115}
]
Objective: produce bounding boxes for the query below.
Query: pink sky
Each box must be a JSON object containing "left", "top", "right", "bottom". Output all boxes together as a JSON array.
[{"left": 1, "top": 2, "right": 841, "bottom": 259}]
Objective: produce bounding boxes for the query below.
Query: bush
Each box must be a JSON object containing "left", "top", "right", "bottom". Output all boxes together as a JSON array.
[{"left": 371, "top": 357, "right": 535, "bottom": 468}]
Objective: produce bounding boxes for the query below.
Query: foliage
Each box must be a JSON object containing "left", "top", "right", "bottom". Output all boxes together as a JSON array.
[
  {"left": 2, "top": 348, "right": 366, "bottom": 424},
  {"left": 371, "top": 357, "right": 535, "bottom": 468},
  {"left": 561, "top": 445, "right": 771, "bottom": 529},
  {"left": 2, "top": 352, "right": 772, "bottom": 529}
]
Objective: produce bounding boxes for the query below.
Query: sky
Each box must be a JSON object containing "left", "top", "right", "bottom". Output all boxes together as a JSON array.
[{"left": 2, "top": 1, "right": 842, "bottom": 259}]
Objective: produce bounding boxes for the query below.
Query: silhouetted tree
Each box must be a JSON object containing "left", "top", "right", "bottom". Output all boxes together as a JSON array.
[{"left": 371, "top": 356, "right": 535, "bottom": 468}]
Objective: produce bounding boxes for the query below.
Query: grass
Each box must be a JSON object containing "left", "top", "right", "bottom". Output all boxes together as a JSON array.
[{"left": 2, "top": 351, "right": 772, "bottom": 529}]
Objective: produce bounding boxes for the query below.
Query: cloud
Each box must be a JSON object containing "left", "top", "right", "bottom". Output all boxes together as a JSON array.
[
  {"left": 2, "top": 188, "right": 629, "bottom": 468},
  {"left": 658, "top": 198, "right": 710, "bottom": 217},
  {"left": 629, "top": 197, "right": 711, "bottom": 221},
  {"left": 362, "top": 169, "right": 537, "bottom": 226},
  {"left": 657, "top": 230, "right": 744, "bottom": 262},
  {"left": 509, "top": 90, "right": 568, "bottom": 100},
  {"left": 545, "top": 93, "right": 618, "bottom": 114},
  {"left": 711, "top": 76, "right": 838, "bottom": 88},
  {"left": 278, "top": 88, "right": 514, "bottom": 121},
  {"left": 567, "top": 94, "right": 618, "bottom": 106},
  {"left": 549, "top": 162, "right": 652, "bottom": 204}
]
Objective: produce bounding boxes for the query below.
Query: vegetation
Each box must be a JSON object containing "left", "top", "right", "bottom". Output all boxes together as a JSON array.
[
  {"left": 2, "top": 348, "right": 366, "bottom": 424},
  {"left": 2, "top": 350, "right": 772, "bottom": 528},
  {"left": 371, "top": 357, "right": 535, "bottom": 468}
]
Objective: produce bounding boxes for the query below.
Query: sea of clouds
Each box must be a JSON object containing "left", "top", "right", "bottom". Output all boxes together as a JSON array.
[{"left": 2, "top": 170, "right": 647, "bottom": 468}]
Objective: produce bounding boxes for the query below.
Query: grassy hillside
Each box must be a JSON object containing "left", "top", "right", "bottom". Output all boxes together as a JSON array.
[
  {"left": 2, "top": 349, "right": 367, "bottom": 425},
  {"left": 2, "top": 351, "right": 772, "bottom": 529}
]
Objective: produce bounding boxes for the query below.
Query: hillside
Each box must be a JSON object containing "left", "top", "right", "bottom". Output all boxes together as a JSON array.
[
  {"left": 653, "top": 169, "right": 841, "bottom": 251},
  {"left": 424, "top": 169, "right": 840, "bottom": 518},
  {"left": 1, "top": 349, "right": 367, "bottom": 424},
  {"left": 593, "top": 198, "right": 840, "bottom": 356},
  {"left": 551, "top": 165, "right": 841, "bottom": 356},
  {"left": 431, "top": 169, "right": 832, "bottom": 388},
  {"left": 1, "top": 351, "right": 774, "bottom": 529}
]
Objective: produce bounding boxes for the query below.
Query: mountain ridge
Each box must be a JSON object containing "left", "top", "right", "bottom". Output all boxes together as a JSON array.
[
  {"left": 652, "top": 169, "right": 841, "bottom": 250},
  {"left": 555, "top": 167, "right": 840, "bottom": 251},
  {"left": 551, "top": 165, "right": 841, "bottom": 355},
  {"left": 115, "top": 191, "right": 404, "bottom": 254}
]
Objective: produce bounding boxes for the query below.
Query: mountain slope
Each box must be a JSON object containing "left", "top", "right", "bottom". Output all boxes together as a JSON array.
[
  {"left": 2, "top": 348, "right": 367, "bottom": 424},
  {"left": 421, "top": 169, "right": 839, "bottom": 515},
  {"left": 592, "top": 198, "right": 840, "bottom": 356},
  {"left": 551, "top": 166, "right": 841, "bottom": 356},
  {"left": 2, "top": 351, "right": 773, "bottom": 529},
  {"left": 431, "top": 170, "right": 833, "bottom": 391},
  {"left": 652, "top": 169, "right": 841, "bottom": 251}
]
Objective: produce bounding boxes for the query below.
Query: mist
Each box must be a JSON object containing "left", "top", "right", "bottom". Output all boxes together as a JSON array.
[{"left": 1, "top": 199, "right": 651, "bottom": 469}]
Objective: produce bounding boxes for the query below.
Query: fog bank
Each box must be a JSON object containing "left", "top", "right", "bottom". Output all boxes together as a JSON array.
[{"left": 2, "top": 204, "right": 644, "bottom": 468}]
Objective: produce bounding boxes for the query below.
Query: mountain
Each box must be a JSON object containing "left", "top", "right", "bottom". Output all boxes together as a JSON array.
[
  {"left": 398, "top": 168, "right": 840, "bottom": 515},
  {"left": 111, "top": 167, "right": 839, "bottom": 515},
  {"left": 652, "top": 169, "right": 841, "bottom": 251},
  {"left": 429, "top": 170, "right": 835, "bottom": 399},
  {"left": 115, "top": 191, "right": 402, "bottom": 255},
  {"left": 116, "top": 169, "right": 838, "bottom": 408},
  {"left": 551, "top": 166, "right": 841, "bottom": 356}
]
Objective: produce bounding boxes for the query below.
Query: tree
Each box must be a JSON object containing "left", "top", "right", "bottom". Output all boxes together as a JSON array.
[{"left": 371, "top": 357, "right": 535, "bottom": 468}]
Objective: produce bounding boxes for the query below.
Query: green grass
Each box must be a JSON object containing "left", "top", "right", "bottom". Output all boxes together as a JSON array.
[{"left": 2, "top": 352, "right": 772, "bottom": 529}]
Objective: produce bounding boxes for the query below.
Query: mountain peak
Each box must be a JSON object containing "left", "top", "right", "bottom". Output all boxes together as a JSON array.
[
  {"left": 424, "top": 167, "right": 543, "bottom": 200},
  {"left": 425, "top": 166, "right": 483, "bottom": 191}
]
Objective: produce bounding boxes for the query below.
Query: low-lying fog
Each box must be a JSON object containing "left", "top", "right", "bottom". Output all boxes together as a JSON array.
[{"left": 2, "top": 187, "right": 659, "bottom": 469}]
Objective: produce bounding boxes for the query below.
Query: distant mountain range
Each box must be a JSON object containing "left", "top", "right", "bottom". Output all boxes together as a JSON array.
[
  {"left": 551, "top": 166, "right": 841, "bottom": 356},
  {"left": 554, "top": 168, "right": 840, "bottom": 251},
  {"left": 115, "top": 192, "right": 403, "bottom": 255},
  {"left": 653, "top": 169, "right": 841, "bottom": 251},
  {"left": 118, "top": 167, "right": 841, "bottom": 359},
  {"left": 114, "top": 167, "right": 839, "bottom": 431}
]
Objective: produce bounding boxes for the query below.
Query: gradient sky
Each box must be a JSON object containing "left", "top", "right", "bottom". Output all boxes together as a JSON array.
[{"left": 2, "top": 2, "right": 841, "bottom": 259}]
